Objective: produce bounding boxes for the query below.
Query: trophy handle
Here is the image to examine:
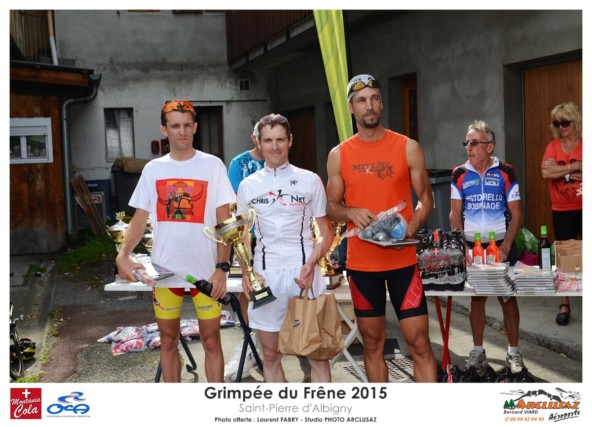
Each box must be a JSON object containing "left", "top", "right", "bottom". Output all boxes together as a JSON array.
[
  {"left": 246, "top": 208, "right": 257, "bottom": 230},
  {"left": 203, "top": 226, "right": 225, "bottom": 244}
]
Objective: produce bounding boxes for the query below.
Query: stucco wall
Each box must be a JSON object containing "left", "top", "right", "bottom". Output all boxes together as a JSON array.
[
  {"left": 55, "top": 9, "right": 582, "bottom": 186},
  {"left": 273, "top": 10, "right": 582, "bottom": 174},
  {"left": 55, "top": 10, "right": 272, "bottom": 181}
]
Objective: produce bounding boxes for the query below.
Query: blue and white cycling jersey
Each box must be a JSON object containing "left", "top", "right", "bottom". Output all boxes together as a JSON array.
[{"left": 450, "top": 157, "right": 520, "bottom": 242}]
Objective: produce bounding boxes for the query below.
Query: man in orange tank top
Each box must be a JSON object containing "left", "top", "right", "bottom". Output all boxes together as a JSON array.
[{"left": 326, "top": 74, "right": 437, "bottom": 382}]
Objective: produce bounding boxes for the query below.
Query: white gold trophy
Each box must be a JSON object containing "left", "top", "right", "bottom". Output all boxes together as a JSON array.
[
  {"left": 203, "top": 209, "right": 276, "bottom": 308},
  {"left": 141, "top": 214, "right": 153, "bottom": 254},
  {"left": 106, "top": 211, "right": 129, "bottom": 252}
]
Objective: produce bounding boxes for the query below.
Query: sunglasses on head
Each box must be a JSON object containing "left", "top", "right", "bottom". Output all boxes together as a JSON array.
[
  {"left": 463, "top": 140, "right": 491, "bottom": 148},
  {"left": 552, "top": 120, "right": 571, "bottom": 128},
  {"left": 348, "top": 79, "right": 381, "bottom": 97},
  {"left": 260, "top": 114, "right": 288, "bottom": 125},
  {"left": 162, "top": 100, "right": 194, "bottom": 113}
]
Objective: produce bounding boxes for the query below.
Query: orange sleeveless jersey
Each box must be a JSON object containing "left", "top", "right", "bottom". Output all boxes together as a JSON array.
[{"left": 340, "top": 130, "right": 417, "bottom": 271}]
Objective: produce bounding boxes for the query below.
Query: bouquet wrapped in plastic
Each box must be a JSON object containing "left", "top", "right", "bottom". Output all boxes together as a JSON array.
[{"left": 346, "top": 201, "right": 409, "bottom": 246}]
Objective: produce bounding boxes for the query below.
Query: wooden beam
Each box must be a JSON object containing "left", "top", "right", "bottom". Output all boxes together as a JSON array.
[{"left": 11, "top": 67, "right": 89, "bottom": 87}]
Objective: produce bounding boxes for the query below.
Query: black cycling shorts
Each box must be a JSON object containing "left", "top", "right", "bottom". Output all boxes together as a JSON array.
[{"left": 346, "top": 265, "right": 428, "bottom": 320}]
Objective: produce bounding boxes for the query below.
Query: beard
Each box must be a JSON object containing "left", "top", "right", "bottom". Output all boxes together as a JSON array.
[
  {"left": 362, "top": 119, "right": 380, "bottom": 129},
  {"left": 358, "top": 114, "right": 380, "bottom": 129}
]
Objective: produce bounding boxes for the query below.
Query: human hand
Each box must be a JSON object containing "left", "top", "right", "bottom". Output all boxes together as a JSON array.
[
  {"left": 294, "top": 263, "right": 314, "bottom": 289},
  {"left": 348, "top": 207, "right": 378, "bottom": 230},
  {"left": 116, "top": 253, "right": 144, "bottom": 282},
  {"left": 208, "top": 269, "right": 228, "bottom": 301}
]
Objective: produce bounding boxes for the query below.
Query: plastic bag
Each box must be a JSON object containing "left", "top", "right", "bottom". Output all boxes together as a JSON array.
[
  {"left": 515, "top": 227, "right": 539, "bottom": 255},
  {"left": 343, "top": 200, "right": 407, "bottom": 239},
  {"left": 358, "top": 214, "right": 408, "bottom": 242},
  {"left": 224, "top": 331, "right": 261, "bottom": 381},
  {"left": 417, "top": 229, "right": 466, "bottom": 291}
]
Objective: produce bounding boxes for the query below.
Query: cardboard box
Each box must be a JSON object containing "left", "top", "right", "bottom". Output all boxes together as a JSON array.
[{"left": 555, "top": 240, "right": 582, "bottom": 273}]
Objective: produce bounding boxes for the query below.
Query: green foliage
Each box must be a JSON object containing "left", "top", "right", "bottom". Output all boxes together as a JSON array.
[
  {"left": 16, "top": 372, "right": 44, "bottom": 383},
  {"left": 57, "top": 229, "right": 116, "bottom": 273}
]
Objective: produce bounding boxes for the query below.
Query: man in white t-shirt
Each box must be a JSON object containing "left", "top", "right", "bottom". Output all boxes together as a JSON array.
[{"left": 117, "top": 100, "right": 235, "bottom": 382}]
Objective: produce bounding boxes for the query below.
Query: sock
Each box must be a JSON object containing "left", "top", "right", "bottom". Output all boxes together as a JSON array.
[
  {"left": 473, "top": 346, "right": 484, "bottom": 353},
  {"left": 508, "top": 346, "right": 519, "bottom": 354}
]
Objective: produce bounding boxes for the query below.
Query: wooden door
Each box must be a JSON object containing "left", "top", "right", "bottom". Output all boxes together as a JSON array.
[
  {"left": 10, "top": 93, "right": 65, "bottom": 254},
  {"left": 194, "top": 106, "right": 224, "bottom": 161},
  {"left": 283, "top": 108, "right": 317, "bottom": 173},
  {"left": 523, "top": 59, "right": 582, "bottom": 242}
]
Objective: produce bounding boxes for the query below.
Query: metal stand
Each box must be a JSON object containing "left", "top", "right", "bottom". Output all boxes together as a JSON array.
[{"left": 154, "top": 292, "right": 262, "bottom": 382}]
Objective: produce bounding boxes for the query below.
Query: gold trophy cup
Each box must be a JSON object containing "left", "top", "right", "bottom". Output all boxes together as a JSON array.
[
  {"left": 227, "top": 203, "right": 243, "bottom": 277},
  {"left": 106, "top": 211, "right": 129, "bottom": 252},
  {"left": 203, "top": 209, "right": 276, "bottom": 308},
  {"left": 312, "top": 219, "right": 344, "bottom": 276}
]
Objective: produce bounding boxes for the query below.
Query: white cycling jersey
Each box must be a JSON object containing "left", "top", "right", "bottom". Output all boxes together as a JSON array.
[{"left": 236, "top": 162, "right": 327, "bottom": 271}]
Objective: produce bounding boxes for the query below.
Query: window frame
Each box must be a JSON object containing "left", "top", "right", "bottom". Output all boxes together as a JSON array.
[
  {"left": 104, "top": 108, "right": 135, "bottom": 162},
  {"left": 10, "top": 117, "right": 54, "bottom": 164}
]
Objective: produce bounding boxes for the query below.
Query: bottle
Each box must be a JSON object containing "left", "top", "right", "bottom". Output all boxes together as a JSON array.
[
  {"left": 539, "top": 225, "right": 552, "bottom": 270},
  {"left": 486, "top": 231, "right": 500, "bottom": 264},
  {"left": 185, "top": 274, "right": 231, "bottom": 305},
  {"left": 472, "top": 232, "right": 484, "bottom": 265},
  {"left": 432, "top": 229, "right": 441, "bottom": 254}
]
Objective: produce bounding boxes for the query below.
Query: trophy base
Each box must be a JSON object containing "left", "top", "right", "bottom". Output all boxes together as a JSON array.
[
  {"left": 251, "top": 287, "right": 277, "bottom": 309},
  {"left": 229, "top": 266, "right": 243, "bottom": 278}
]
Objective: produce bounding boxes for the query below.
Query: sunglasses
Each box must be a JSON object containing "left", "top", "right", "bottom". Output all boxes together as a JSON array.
[
  {"left": 348, "top": 79, "right": 381, "bottom": 97},
  {"left": 260, "top": 114, "right": 288, "bottom": 125},
  {"left": 552, "top": 120, "right": 572, "bottom": 128},
  {"left": 162, "top": 100, "right": 194, "bottom": 113},
  {"left": 463, "top": 140, "right": 491, "bottom": 148}
]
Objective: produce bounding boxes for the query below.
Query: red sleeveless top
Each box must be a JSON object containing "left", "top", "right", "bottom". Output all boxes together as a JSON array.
[{"left": 340, "top": 130, "right": 417, "bottom": 271}]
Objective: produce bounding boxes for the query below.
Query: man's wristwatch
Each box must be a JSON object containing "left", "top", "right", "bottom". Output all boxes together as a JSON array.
[{"left": 215, "top": 262, "right": 231, "bottom": 272}]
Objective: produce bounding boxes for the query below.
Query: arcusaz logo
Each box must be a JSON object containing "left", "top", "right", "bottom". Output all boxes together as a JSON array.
[
  {"left": 10, "top": 388, "right": 42, "bottom": 419},
  {"left": 46, "top": 391, "right": 90, "bottom": 417},
  {"left": 502, "top": 388, "right": 580, "bottom": 422}
]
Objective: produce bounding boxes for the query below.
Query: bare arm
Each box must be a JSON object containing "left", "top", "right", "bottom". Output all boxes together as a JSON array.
[
  {"left": 326, "top": 145, "right": 377, "bottom": 229},
  {"left": 541, "top": 158, "right": 583, "bottom": 180},
  {"left": 294, "top": 215, "right": 334, "bottom": 289},
  {"left": 449, "top": 197, "right": 473, "bottom": 264},
  {"left": 406, "top": 138, "right": 433, "bottom": 237},
  {"left": 116, "top": 208, "right": 150, "bottom": 281},
  {"left": 449, "top": 198, "right": 464, "bottom": 236},
  {"left": 499, "top": 200, "right": 522, "bottom": 262}
]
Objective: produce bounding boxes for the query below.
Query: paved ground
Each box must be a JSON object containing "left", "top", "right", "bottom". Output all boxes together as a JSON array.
[{"left": 9, "top": 254, "right": 583, "bottom": 384}]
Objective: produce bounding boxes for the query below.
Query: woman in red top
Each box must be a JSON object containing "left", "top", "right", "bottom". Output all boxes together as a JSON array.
[{"left": 541, "top": 102, "right": 582, "bottom": 326}]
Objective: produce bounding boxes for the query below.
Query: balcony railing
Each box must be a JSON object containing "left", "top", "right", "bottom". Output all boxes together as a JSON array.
[{"left": 10, "top": 10, "right": 51, "bottom": 62}]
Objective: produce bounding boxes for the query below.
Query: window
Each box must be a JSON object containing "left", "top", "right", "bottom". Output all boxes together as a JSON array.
[
  {"left": 10, "top": 117, "right": 53, "bottom": 164},
  {"left": 105, "top": 108, "right": 135, "bottom": 161}
]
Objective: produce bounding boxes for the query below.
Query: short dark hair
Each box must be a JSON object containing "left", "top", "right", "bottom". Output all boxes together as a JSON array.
[{"left": 256, "top": 114, "right": 291, "bottom": 137}]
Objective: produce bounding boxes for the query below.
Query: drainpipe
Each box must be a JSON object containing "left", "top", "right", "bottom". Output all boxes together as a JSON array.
[
  {"left": 47, "top": 11, "right": 58, "bottom": 65},
  {"left": 61, "top": 73, "right": 102, "bottom": 244}
]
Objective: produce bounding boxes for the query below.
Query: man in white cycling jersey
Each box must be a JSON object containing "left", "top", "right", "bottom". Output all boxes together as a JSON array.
[{"left": 236, "top": 113, "right": 333, "bottom": 382}]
